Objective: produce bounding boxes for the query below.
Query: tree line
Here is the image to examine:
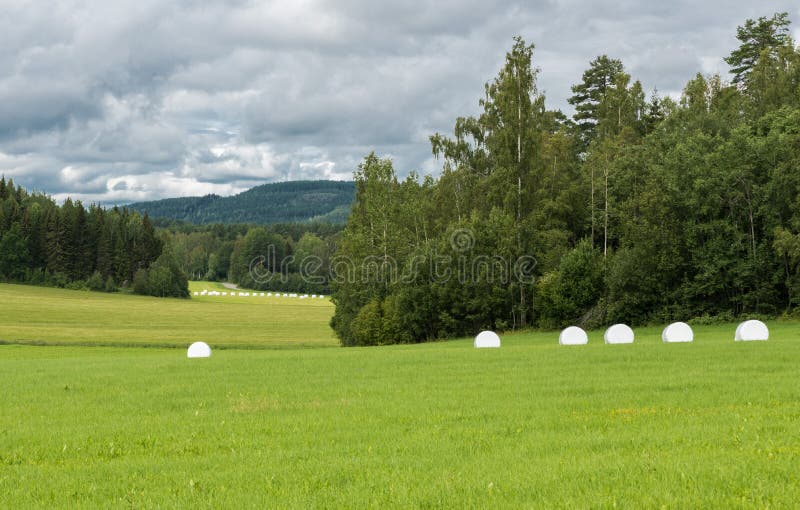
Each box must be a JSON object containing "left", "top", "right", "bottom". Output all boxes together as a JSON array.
[
  {"left": 161, "top": 221, "right": 342, "bottom": 294},
  {"left": 331, "top": 12, "right": 800, "bottom": 345},
  {"left": 0, "top": 180, "right": 188, "bottom": 297}
]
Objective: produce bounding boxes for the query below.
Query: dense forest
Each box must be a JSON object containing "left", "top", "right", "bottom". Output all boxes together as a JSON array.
[
  {"left": 0, "top": 179, "right": 343, "bottom": 297},
  {"left": 331, "top": 13, "right": 800, "bottom": 346},
  {"left": 128, "top": 180, "right": 354, "bottom": 225},
  {"left": 161, "top": 221, "right": 342, "bottom": 294},
  {"left": 0, "top": 179, "right": 188, "bottom": 297}
]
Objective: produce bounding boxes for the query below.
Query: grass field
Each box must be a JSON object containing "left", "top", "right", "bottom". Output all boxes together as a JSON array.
[
  {"left": 0, "top": 283, "right": 336, "bottom": 348},
  {"left": 189, "top": 281, "right": 234, "bottom": 292},
  {"left": 1, "top": 283, "right": 799, "bottom": 507}
]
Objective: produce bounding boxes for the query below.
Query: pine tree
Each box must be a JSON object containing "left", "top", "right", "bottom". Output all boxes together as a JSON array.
[
  {"left": 44, "top": 207, "right": 67, "bottom": 275},
  {"left": 0, "top": 222, "right": 29, "bottom": 280},
  {"left": 568, "top": 55, "right": 625, "bottom": 148},
  {"left": 725, "top": 12, "right": 791, "bottom": 85}
]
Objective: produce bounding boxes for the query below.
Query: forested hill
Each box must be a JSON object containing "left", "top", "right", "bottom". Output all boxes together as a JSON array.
[{"left": 127, "top": 180, "right": 355, "bottom": 225}]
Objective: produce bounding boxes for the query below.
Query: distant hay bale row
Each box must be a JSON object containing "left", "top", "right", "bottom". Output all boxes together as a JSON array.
[
  {"left": 192, "top": 290, "right": 324, "bottom": 299},
  {"left": 471, "top": 320, "right": 769, "bottom": 349}
]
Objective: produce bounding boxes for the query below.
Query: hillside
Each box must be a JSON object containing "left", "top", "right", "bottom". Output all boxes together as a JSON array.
[{"left": 127, "top": 180, "right": 354, "bottom": 225}]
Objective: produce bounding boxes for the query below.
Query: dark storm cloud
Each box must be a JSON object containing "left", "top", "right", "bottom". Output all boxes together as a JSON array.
[{"left": 0, "top": 1, "right": 798, "bottom": 203}]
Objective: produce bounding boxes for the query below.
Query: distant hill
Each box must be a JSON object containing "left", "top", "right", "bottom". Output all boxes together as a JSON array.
[{"left": 127, "top": 180, "right": 355, "bottom": 225}]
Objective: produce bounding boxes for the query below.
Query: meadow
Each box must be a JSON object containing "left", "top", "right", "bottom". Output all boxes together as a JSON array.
[
  {"left": 1, "top": 284, "right": 799, "bottom": 507},
  {"left": 0, "top": 283, "right": 336, "bottom": 348}
]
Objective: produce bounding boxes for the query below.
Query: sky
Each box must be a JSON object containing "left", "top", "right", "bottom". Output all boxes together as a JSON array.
[{"left": 1, "top": 1, "right": 799, "bottom": 204}]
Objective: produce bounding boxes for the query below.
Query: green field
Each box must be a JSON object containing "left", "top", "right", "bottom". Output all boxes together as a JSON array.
[
  {"left": 1, "top": 284, "right": 799, "bottom": 507},
  {"left": 0, "top": 283, "right": 336, "bottom": 348}
]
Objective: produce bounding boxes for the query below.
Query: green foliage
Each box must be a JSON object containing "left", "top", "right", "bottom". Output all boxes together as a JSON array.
[
  {"left": 331, "top": 15, "right": 800, "bottom": 345},
  {"left": 0, "top": 182, "right": 177, "bottom": 296},
  {"left": 104, "top": 275, "right": 117, "bottom": 293},
  {"left": 134, "top": 247, "right": 189, "bottom": 299},
  {"left": 161, "top": 221, "right": 340, "bottom": 294},
  {"left": 349, "top": 298, "right": 385, "bottom": 346},
  {"left": 128, "top": 180, "right": 355, "bottom": 225},
  {"left": 0, "top": 222, "right": 29, "bottom": 280},
  {"left": 568, "top": 55, "right": 625, "bottom": 147},
  {"left": 724, "top": 12, "right": 792, "bottom": 85},
  {"left": 86, "top": 271, "right": 105, "bottom": 291},
  {"left": 535, "top": 240, "right": 604, "bottom": 329},
  {"left": 688, "top": 311, "right": 736, "bottom": 326},
  {"left": 132, "top": 269, "right": 150, "bottom": 295}
]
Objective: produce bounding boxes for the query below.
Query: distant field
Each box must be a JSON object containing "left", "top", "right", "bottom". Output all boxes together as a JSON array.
[
  {"left": 0, "top": 283, "right": 336, "bottom": 348},
  {"left": 189, "top": 281, "right": 232, "bottom": 292}
]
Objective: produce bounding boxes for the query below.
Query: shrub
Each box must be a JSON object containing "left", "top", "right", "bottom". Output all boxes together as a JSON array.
[
  {"left": 536, "top": 240, "right": 604, "bottom": 329},
  {"left": 133, "top": 269, "right": 150, "bottom": 295},
  {"left": 87, "top": 271, "right": 105, "bottom": 292},
  {"left": 350, "top": 299, "right": 384, "bottom": 346}
]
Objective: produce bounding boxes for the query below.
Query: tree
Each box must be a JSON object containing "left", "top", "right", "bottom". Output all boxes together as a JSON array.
[
  {"left": 430, "top": 37, "right": 545, "bottom": 329},
  {"left": 746, "top": 37, "right": 800, "bottom": 116},
  {"left": 140, "top": 247, "right": 189, "bottom": 298},
  {"left": 294, "top": 232, "right": 329, "bottom": 290},
  {"left": 568, "top": 55, "right": 625, "bottom": 148},
  {"left": 0, "top": 222, "right": 29, "bottom": 280},
  {"left": 133, "top": 268, "right": 150, "bottom": 295},
  {"left": 68, "top": 201, "right": 92, "bottom": 280},
  {"left": 725, "top": 12, "right": 792, "bottom": 85},
  {"left": 535, "top": 240, "right": 604, "bottom": 328}
]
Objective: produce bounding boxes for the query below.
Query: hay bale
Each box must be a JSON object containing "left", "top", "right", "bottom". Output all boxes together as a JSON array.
[
  {"left": 604, "top": 324, "right": 634, "bottom": 344},
  {"left": 662, "top": 322, "right": 693, "bottom": 343},
  {"left": 559, "top": 326, "right": 588, "bottom": 345},
  {"left": 474, "top": 330, "right": 501, "bottom": 348},
  {"left": 734, "top": 320, "right": 769, "bottom": 341},
  {"left": 187, "top": 341, "right": 212, "bottom": 358}
]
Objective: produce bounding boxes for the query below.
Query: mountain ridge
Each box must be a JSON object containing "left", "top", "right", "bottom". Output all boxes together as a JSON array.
[{"left": 127, "top": 180, "right": 355, "bottom": 225}]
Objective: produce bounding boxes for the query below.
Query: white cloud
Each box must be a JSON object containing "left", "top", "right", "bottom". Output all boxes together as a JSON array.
[{"left": 1, "top": 1, "right": 798, "bottom": 203}]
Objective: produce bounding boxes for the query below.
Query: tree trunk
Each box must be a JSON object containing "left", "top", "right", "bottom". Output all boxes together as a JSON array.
[
  {"left": 516, "top": 79, "right": 526, "bottom": 328},
  {"left": 604, "top": 161, "right": 609, "bottom": 258},
  {"left": 590, "top": 166, "right": 595, "bottom": 248}
]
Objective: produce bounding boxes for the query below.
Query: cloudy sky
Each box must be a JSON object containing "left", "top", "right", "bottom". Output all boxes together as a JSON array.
[{"left": 1, "top": 1, "right": 798, "bottom": 204}]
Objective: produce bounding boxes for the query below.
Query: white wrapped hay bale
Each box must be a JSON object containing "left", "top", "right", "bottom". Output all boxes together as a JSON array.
[
  {"left": 187, "top": 341, "right": 212, "bottom": 358},
  {"left": 604, "top": 324, "right": 634, "bottom": 344},
  {"left": 662, "top": 322, "right": 693, "bottom": 343},
  {"left": 559, "top": 326, "right": 588, "bottom": 345},
  {"left": 735, "top": 320, "right": 769, "bottom": 341},
  {"left": 474, "top": 330, "right": 501, "bottom": 348}
]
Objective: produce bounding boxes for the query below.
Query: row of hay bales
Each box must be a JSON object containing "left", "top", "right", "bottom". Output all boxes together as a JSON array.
[
  {"left": 187, "top": 321, "right": 770, "bottom": 357},
  {"left": 193, "top": 290, "right": 324, "bottom": 299},
  {"left": 474, "top": 320, "right": 770, "bottom": 348}
]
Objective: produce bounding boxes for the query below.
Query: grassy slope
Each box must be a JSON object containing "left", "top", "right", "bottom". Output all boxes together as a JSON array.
[
  {"left": 2, "top": 323, "right": 800, "bottom": 507},
  {"left": 0, "top": 283, "right": 336, "bottom": 348}
]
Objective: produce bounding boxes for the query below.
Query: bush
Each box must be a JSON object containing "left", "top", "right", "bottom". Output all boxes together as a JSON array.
[
  {"left": 535, "top": 240, "right": 604, "bottom": 329},
  {"left": 87, "top": 271, "right": 105, "bottom": 292},
  {"left": 133, "top": 269, "right": 150, "bottom": 295},
  {"left": 46, "top": 272, "right": 70, "bottom": 288},
  {"left": 349, "top": 299, "right": 384, "bottom": 346},
  {"left": 25, "top": 268, "right": 46, "bottom": 286},
  {"left": 132, "top": 248, "right": 189, "bottom": 298},
  {"left": 688, "top": 311, "right": 735, "bottom": 326},
  {"left": 104, "top": 275, "right": 117, "bottom": 293},
  {"left": 65, "top": 280, "right": 88, "bottom": 291}
]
